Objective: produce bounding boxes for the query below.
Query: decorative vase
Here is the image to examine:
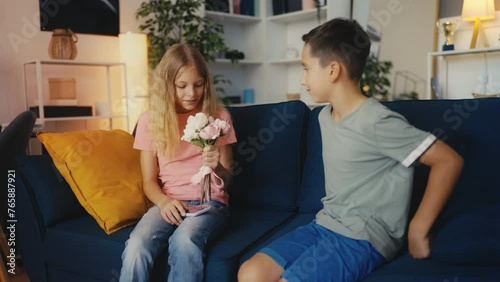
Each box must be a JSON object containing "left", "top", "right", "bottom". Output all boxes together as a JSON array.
[{"left": 48, "top": 28, "right": 78, "bottom": 60}]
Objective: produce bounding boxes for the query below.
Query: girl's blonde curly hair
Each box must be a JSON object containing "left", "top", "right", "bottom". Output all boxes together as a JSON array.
[{"left": 147, "top": 44, "right": 219, "bottom": 158}]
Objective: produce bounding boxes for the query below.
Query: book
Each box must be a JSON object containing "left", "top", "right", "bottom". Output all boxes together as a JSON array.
[
  {"left": 287, "top": 0, "right": 301, "bottom": 13},
  {"left": 240, "top": 0, "right": 254, "bottom": 16},
  {"left": 273, "top": 0, "right": 286, "bottom": 15},
  {"left": 205, "top": 0, "right": 230, "bottom": 13},
  {"left": 233, "top": 0, "right": 240, "bottom": 14}
]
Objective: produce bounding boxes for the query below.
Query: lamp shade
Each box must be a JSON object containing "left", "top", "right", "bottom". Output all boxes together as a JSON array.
[
  {"left": 119, "top": 32, "right": 148, "bottom": 85},
  {"left": 119, "top": 32, "right": 148, "bottom": 130},
  {"left": 462, "top": 0, "right": 496, "bottom": 21}
]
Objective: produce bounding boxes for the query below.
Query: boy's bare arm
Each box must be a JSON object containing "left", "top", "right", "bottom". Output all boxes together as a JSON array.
[{"left": 408, "top": 140, "right": 464, "bottom": 259}]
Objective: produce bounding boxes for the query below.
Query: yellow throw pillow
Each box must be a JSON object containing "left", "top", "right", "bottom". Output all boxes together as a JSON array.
[{"left": 37, "top": 130, "right": 151, "bottom": 234}]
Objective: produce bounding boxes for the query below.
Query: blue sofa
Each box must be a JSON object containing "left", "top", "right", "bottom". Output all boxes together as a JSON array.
[{"left": 15, "top": 99, "right": 500, "bottom": 281}]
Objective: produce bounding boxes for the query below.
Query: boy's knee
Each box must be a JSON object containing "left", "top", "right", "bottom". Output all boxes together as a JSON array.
[
  {"left": 238, "top": 259, "right": 256, "bottom": 282},
  {"left": 238, "top": 256, "right": 267, "bottom": 282}
]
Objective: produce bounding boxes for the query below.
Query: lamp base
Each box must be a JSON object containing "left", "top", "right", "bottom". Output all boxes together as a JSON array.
[
  {"left": 469, "top": 18, "right": 491, "bottom": 49},
  {"left": 442, "top": 44, "right": 455, "bottom": 51}
]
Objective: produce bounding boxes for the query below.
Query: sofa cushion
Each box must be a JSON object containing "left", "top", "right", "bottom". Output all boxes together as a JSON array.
[
  {"left": 43, "top": 210, "right": 295, "bottom": 282},
  {"left": 240, "top": 213, "right": 317, "bottom": 262},
  {"left": 362, "top": 253, "right": 500, "bottom": 282},
  {"left": 16, "top": 155, "right": 86, "bottom": 227},
  {"left": 205, "top": 209, "right": 296, "bottom": 281},
  {"left": 298, "top": 106, "right": 325, "bottom": 213},
  {"left": 431, "top": 205, "right": 500, "bottom": 265},
  {"left": 37, "top": 129, "right": 152, "bottom": 234},
  {"left": 43, "top": 216, "right": 133, "bottom": 281},
  {"left": 227, "top": 101, "right": 310, "bottom": 212}
]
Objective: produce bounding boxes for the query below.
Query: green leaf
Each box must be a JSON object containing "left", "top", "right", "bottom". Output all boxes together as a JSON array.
[{"left": 190, "top": 138, "right": 204, "bottom": 148}]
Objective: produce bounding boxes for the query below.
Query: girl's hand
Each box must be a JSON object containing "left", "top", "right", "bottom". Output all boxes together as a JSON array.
[
  {"left": 158, "top": 198, "right": 188, "bottom": 225},
  {"left": 203, "top": 145, "right": 220, "bottom": 170}
]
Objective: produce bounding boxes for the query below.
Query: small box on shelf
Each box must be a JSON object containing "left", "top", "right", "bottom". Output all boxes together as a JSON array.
[{"left": 48, "top": 77, "right": 76, "bottom": 99}]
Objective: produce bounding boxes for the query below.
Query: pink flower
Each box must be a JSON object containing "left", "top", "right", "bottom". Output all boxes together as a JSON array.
[
  {"left": 214, "top": 119, "right": 230, "bottom": 135},
  {"left": 199, "top": 123, "right": 221, "bottom": 140}
]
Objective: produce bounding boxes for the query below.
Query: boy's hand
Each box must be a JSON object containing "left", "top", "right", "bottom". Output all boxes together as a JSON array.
[
  {"left": 158, "top": 198, "right": 188, "bottom": 226},
  {"left": 408, "top": 225, "right": 431, "bottom": 259},
  {"left": 202, "top": 145, "right": 220, "bottom": 170}
]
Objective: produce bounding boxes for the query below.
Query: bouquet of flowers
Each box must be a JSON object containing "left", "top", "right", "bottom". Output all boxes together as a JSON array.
[{"left": 181, "top": 112, "right": 230, "bottom": 204}]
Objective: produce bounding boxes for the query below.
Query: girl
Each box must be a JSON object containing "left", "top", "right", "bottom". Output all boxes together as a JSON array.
[{"left": 120, "top": 44, "right": 237, "bottom": 282}]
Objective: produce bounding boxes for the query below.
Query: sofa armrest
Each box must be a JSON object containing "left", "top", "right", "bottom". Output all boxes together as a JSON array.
[
  {"left": 16, "top": 174, "right": 48, "bottom": 282},
  {"left": 16, "top": 155, "right": 87, "bottom": 281},
  {"left": 16, "top": 155, "right": 86, "bottom": 229}
]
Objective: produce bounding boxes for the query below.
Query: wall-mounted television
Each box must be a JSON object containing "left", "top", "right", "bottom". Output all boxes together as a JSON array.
[{"left": 39, "top": 0, "right": 119, "bottom": 36}]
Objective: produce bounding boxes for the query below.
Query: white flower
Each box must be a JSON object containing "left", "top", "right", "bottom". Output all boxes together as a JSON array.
[
  {"left": 181, "top": 127, "right": 198, "bottom": 142},
  {"left": 181, "top": 113, "right": 209, "bottom": 142},
  {"left": 186, "top": 113, "right": 209, "bottom": 131}
]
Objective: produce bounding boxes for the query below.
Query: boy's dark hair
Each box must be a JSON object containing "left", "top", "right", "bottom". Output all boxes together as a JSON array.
[{"left": 302, "top": 18, "right": 371, "bottom": 82}]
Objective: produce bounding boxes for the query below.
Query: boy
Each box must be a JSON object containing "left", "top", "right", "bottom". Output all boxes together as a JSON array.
[{"left": 238, "top": 18, "right": 463, "bottom": 282}]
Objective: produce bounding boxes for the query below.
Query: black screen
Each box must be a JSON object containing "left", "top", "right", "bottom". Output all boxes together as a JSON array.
[{"left": 39, "top": 0, "right": 119, "bottom": 36}]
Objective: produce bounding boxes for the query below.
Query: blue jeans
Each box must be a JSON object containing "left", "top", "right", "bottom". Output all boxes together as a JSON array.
[{"left": 119, "top": 200, "right": 229, "bottom": 282}]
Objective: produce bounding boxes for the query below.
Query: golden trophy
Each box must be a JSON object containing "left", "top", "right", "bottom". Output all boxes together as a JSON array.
[{"left": 437, "top": 21, "right": 459, "bottom": 51}]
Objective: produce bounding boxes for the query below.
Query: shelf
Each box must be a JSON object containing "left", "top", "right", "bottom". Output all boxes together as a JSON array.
[
  {"left": 268, "top": 6, "right": 326, "bottom": 23},
  {"left": 427, "top": 46, "right": 500, "bottom": 99},
  {"left": 228, "top": 103, "right": 256, "bottom": 107},
  {"left": 429, "top": 46, "right": 500, "bottom": 57},
  {"left": 269, "top": 58, "right": 301, "bottom": 65},
  {"left": 205, "top": 11, "right": 261, "bottom": 24},
  {"left": 24, "top": 59, "right": 129, "bottom": 131},
  {"left": 212, "top": 58, "right": 262, "bottom": 65},
  {"left": 37, "top": 115, "right": 128, "bottom": 122},
  {"left": 24, "top": 59, "right": 125, "bottom": 67}
]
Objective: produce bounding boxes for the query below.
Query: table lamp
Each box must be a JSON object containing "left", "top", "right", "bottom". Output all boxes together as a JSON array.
[
  {"left": 462, "top": 0, "right": 496, "bottom": 49},
  {"left": 119, "top": 32, "right": 148, "bottom": 130}
]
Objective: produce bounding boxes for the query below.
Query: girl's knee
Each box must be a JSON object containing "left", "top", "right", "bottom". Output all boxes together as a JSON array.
[
  {"left": 123, "top": 235, "right": 155, "bottom": 258},
  {"left": 168, "top": 232, "right": 200, "bottom": 253}
]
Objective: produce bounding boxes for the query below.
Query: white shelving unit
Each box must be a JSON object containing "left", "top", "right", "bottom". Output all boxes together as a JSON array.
[
  {"left": 204, "top": 1, "right": 342, "bottom": 105},
  {"left": 426, "top": 46, "right": 500, "bottom": 99},
  {"left": 23, "top": 59, "right": 129, "bottom": 131},
  {"left": 205, "top": 6, "right": 265, "bottom": 104},
  {"left": 268, "top": 6, "right": 327, "bottom": 23}
]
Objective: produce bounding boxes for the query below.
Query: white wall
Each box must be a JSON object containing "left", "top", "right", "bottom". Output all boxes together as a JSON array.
[
  {"left": 365, "top": 0, "right": 437, "bottom": 99},
  {"left": 0, "top": 0, "right": 144, "bottom": 125}
]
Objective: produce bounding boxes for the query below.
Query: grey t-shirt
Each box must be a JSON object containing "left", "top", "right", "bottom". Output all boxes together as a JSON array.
[{"left": 316, "top": 98, "right": 436, "bottom": 260}]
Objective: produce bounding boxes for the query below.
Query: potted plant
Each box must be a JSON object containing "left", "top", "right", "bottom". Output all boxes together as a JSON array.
[
  {"left": 360, "top": 54, "right": 393, "bottom": 101},
  {"left": 136, "top": 0, "right": 232, "bottom": 69}
]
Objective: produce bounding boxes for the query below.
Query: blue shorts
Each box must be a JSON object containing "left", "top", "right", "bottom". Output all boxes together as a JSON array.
[{"left": 259, "top": 221, "right": 386, "bottom": 282}]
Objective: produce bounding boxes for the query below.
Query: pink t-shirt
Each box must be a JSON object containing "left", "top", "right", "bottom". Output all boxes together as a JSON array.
[{"left": 133, "top": 107, "right": 237, "bottom": 205}]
